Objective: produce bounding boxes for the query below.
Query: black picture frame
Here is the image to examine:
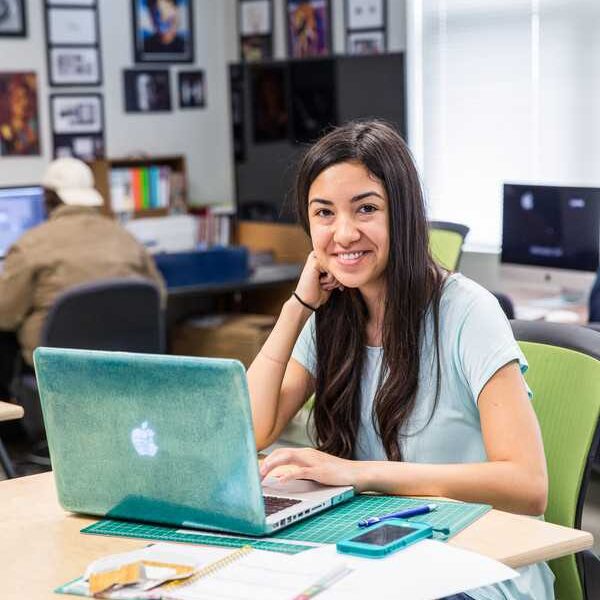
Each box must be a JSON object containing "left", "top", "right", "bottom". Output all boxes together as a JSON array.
[
  {"left": 50, "top": 92, "right": 105, "bottom": 160},
  {"left": 46, "top": 6, "right": 98, "bottom": 44},
  {"left": 286, "top": 0, "right": 332, "bottom": 59},
  {"left": 44, "top": 1, "right": 103, "bottom": 87},
  {"left": 131, "top": 0, "right": 194, "bottom": 64},
  {"left": 48, "top": 46, "right": 102, "bottom": 86},
  {"left": 178, "top": 70, "right": 205, "bottom": 109},
  {"left": 46, "top": 0, "right": 97, "bottom": 5},
  {"left": 344, "top": 0, "right": 386, "bottom": 30},
  {"left": 238, "top": 0, "right": 273, "bottom": 62},
  {"left": 344, "top": 0, "right": 387, "bottom": 55},
  {"left": 346, "top": 29, "right": 386, "bottom": 55},
  {"left": 0, "top": 0, "right": 27, "bottom": 37},
  {"left": 123, "top": 69, "right": 172, "bottom": 113}
]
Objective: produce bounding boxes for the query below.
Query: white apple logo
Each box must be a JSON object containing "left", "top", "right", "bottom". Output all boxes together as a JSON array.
[{"left": 131, "top": 421, "right": 158, "bottom": 457}]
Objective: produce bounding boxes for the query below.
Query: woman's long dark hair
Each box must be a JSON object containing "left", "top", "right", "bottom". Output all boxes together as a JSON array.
[{"left": 294, "top": 120, "right": 445, "bottom": 461}]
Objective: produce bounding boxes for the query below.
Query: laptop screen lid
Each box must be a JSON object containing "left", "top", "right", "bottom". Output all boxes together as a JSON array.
[{"left": 33, "top": 347, "right": 269, "bottom": 535}]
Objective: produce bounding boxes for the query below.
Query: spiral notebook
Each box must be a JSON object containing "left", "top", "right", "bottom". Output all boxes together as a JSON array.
[{"left": 55, "top": 542, "right": 351, "bottom": 600}]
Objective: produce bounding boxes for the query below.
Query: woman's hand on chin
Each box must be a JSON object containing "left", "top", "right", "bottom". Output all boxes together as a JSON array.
[
  {"left": 259, "top": 447, "right": 362, "bottom": 490},
  {"left": 295, "top": 251, "right": 343, "bottom": 310}
]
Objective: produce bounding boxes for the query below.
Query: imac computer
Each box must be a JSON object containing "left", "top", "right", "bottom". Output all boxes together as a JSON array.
[
  {"left": 0, "top": 186, "right": 46, "bottom": 257},
  {"left": 501, "top": 183, "right": 600, "bottom": 307}
]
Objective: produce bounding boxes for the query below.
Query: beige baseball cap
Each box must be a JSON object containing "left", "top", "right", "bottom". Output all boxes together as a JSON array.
[{"left": 41, "top": 157, "right": 104, "bottom": 207}]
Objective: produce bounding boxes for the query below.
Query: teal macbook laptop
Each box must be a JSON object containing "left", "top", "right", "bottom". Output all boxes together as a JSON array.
[{"left": 33, "top": 347, "right": 353, "bottom": 536}]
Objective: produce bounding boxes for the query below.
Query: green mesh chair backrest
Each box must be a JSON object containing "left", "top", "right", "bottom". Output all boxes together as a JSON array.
[
  {"left": 511, "top": 320, "right": 600, "bottom": 600},
  {"left": 428, "top": 221, "right": 469, "bottom": 271}
]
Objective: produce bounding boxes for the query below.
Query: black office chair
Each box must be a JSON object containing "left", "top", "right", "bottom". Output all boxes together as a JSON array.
[
  {"left": 12, "top": 278, "right": 165, "bottom": 450},
  {"left": 492, "top": 291, "right": 515, "bottom": 320}
]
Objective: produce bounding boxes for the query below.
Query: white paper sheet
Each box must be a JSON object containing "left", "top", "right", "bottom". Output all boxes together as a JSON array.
[{"left": 293, "top": 540, "right": 518, "bottom": 600}]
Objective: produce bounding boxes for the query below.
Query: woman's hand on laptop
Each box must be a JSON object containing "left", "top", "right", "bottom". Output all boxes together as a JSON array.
[{"left": 259, "top": 447, "right": 362, "bottom": 490}]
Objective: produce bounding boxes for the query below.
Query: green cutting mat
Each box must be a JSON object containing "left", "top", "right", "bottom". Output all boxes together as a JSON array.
[
  {"left": 81, "top": 519, "right": 313, "bottom": 555},
  {"left": 270, "top": 496, "right": 491, "bottom": 543},
  {"left": 82, "top": 496, "right": 490, "bottom": 554}
]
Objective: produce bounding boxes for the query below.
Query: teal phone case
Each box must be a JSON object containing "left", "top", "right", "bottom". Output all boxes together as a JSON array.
[{"left": 336, "top": 519, "right": 433, "bottom": 558}]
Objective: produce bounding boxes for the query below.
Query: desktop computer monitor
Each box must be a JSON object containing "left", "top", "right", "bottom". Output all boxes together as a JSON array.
[
  {"left": 0, "top": 186, "right": 46, "bottom": 257},
  {"left": 501, "top": 183, "right": 600, "bottom": 301}
]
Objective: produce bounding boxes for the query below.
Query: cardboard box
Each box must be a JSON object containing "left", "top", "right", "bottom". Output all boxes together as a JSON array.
[{"left": 171, "top": 313, "right": 276, "bottom": 368}]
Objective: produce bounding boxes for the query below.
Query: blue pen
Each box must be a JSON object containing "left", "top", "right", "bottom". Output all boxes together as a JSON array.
[{"left": 357, "top": 503, "right": 438, "bottom": 528}]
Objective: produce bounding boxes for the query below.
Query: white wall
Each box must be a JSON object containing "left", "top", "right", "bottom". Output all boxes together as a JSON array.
[
  {"left": 0, "top": 0, "right": 238, "bottom": 205},
  {"left": 0, "top": 0, "right": 406, "bottom": 206}
]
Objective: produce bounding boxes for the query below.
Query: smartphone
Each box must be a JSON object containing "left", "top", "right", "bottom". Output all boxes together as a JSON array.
[{"left": 336, "top": 519, "right": 433, "bottom": 558}]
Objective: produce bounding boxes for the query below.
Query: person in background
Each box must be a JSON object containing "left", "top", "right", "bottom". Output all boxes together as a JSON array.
[
  {"left": 0, "top": 157, "right": 166, "bottom": 397},
  {"left": 249, "top": 120, "right": 554, "bottom": 600}
]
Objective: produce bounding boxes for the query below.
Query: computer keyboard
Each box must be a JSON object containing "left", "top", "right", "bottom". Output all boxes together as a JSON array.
[{"left": 263, "top": 495, "right": 302, "bottom": 516}]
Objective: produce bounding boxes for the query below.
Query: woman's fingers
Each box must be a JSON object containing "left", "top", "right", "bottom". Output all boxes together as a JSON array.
[
  {"left": 275, "top": 466, "right": 312, "bottom": 483},
  {"left": 259, "top": 448, "right": 315, "bottom": 478}
]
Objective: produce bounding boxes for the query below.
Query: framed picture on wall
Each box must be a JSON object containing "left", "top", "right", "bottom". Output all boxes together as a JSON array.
[
  {"left": 239, "top": 0, "right": 272, "bottom": 61},
  {"left": 347, "top": 29, "right": 385, "bottom": 55},
  {"left": 50, "top": 93, "right": 105, "bottom": 160},
  {"left": 344, "top": 0, "right": 386, "bottom": 55},
  {"left": 0, "top": 0, "right": 27, "bottom": 37},
  {"left": 240, "top": 0, "right": 271, "bottom": 35},
  {"left": 0, "top": 72, "right": 40, "bottom": 156},
  {"left": 46, "top": 6, "right": 98, "bottom": 44},
  {"left": 345, "top": 0, "right": 386, "bottom": 30},
  {"left": 123, "top": 69, "right": 172, "bottom": 113},
  {"left": 49, "top": 46, "right": 102, "bottom": 86},
  {"left": 46, "top": 0, "right": 96, "bottom": 5},
  {"left": 132, "top": 0, "right": 194, "bottom": 63},
  {"left": 286, "top": 0, "right": 331, "bottom": 58},
  {"left": 44, "top": 1, "right": 103, "bottom": 87},
  {"left": 178, "top": 70, "right": 205, "bottom": 109},
  {"left": 241, "top": 35, "right": 272, "bottom": 62}
]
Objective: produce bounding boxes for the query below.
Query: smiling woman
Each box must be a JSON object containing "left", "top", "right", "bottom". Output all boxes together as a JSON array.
[
  {"left": 247, "top": 120, "right": 554, "bottom": 600},
  {"left": 306, "top": 162, "right": 389, "bottom": 297}
]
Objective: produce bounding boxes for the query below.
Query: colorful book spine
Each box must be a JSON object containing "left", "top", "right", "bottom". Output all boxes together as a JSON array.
[
  {"left": 161, "top": 166, "right": 171, "bottom": 208},
  {"left": 149, "top": 166, "right": 160, "bottom": 208},
  {"left": 140, "top": 168, "right": 150, "bottom": 209},
  {"left": 131, "top": 168, "right": 142, "bottom": 211}
]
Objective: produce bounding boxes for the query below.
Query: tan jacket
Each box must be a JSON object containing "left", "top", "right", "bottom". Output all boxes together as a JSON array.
[{"left": 0, "top": 205, "right": 166, "bottom": 365}]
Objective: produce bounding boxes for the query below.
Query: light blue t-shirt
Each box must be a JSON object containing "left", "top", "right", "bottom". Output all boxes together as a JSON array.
[{"left": 292, "top": 273, "right": 555, "bottom": 600}]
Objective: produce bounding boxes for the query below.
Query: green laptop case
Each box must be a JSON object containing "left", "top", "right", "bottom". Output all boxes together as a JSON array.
[{"left": 33, "top": 347, "right": 269, "bottom": 535}]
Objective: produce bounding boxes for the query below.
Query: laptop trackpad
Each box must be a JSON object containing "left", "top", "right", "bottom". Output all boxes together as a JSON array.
[{"left": 262, "top": 478, "right": 326, "bottom": 495}]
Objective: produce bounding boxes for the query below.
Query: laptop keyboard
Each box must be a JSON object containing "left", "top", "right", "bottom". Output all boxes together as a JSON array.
[{"left": 263, "top": 495, "right": 302, "bottom": 516}]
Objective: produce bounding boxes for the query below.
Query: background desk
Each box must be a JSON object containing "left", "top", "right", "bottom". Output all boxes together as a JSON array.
[
  {"left": 0, "top": 472, "right": 592, "bottom": 599},
  {"left": 503, "top": 285, "right": 589, "bottom": 325},
  {"left": 166, "top": 263, "right": 301, "bottom": 329}
]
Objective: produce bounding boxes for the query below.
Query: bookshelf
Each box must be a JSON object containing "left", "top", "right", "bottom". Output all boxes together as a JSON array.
[{"left": 88, "top": 155, "right": 187, "bottom": 217}]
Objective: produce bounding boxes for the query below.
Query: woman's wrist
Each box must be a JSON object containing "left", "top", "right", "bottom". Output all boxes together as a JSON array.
[
  {"left": 348, "top": 460, "right": 373, "bottom": 493},
  {"left": 292, "top": 291, "right": 317, "bottom": 312},
  {"left": 286, "top": 294, "right": 315, "bottom": 317}
]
